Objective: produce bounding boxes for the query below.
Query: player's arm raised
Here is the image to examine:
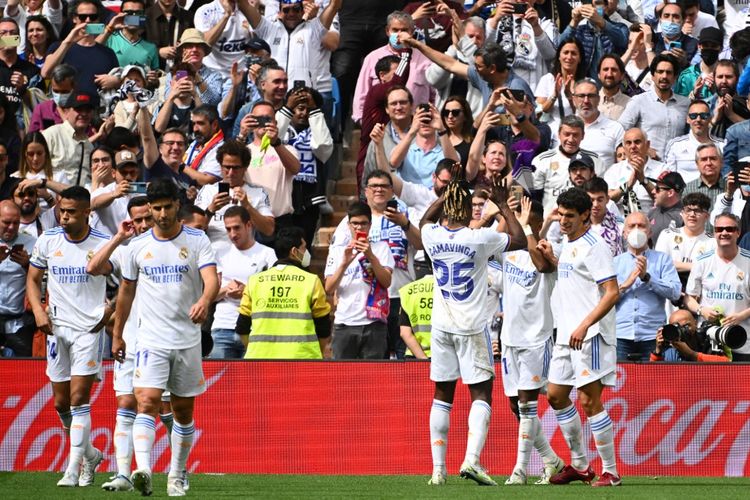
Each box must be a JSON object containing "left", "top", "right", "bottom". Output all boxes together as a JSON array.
[
  {"left": 491, "top": 179, "right": 527, "bottom": 251},
  {"left": 518, "top": 197, "right": 554, "bottom": 273},
  {"left": 87, "top": 220, "right": 135, "bottom": 276}
]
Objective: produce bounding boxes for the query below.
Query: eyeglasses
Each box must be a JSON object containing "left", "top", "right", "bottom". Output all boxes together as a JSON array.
[
  {"left": 573, "top": 93, "right": 599, "bottom": 100},
  {"left": 349, "top": 220, "right": 370, "bottom": 228},
  {"left": 0, "top": 30, "right": 19, "bottom": 36},
  {"left": 472, "top": 202, "right": 486, "bottom": 208},
  {"left": 688, "top": 112, "right": 710, "bottom": 120},
  {"left": 221, "top": 164, "right": 245, "bottom": 170},
  {"left": 441, "top": 109, "right": 462, "bottom": 117},
  {"left": 682, "top": 207, "right": 706, "bottom": 215},
  {"left": 282, "top": 4, "right": 303, "bottom": 13},
  {"left": 715, "top": 226, "right": 739, "bottom": 233},
  {"left": 654, "top": 185, "right": 673, "bottom": 192},
  {"left": 366, "top": 183, "right": 392, "bottom": 191},
  {"left": 76, "top": 13, "right": 98, "bottom": 21},
  {"left": 162, "top": 140, "right": 186, "bottom": 147}
]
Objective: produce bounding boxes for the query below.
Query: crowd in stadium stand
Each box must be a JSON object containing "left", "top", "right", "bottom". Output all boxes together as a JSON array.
[{"left": 2, "top": 0, "right": 750, "bottom": 364}]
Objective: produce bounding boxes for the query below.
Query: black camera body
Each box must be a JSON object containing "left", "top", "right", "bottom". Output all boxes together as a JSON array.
[
  {"left": 663, "top": 320, "right": 748, "bottom": 354},
  {"left": 661, "top": 323, "right": 691, "bottom": 343}
]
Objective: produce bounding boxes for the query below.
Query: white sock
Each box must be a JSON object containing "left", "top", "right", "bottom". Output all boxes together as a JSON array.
[
  {"left": 589, "top": 410, "right": 618, "bottom": 475},
  {"left": 464, "top": 400, "right": 492, "bottom": 466},
  {"left": 514, "top": 401, "right": 536, "bottom": 472},
  {"left": 67, "top": 405, "right": 91, "bottom": 475},
  {"left": 532, "top": 417, "right": 560, "bottom": 466},
  {"left": 430, "top": 400, "right": 451, "bottom": 472},
  {"left": 169, "top": 421, "right": 195, "bottom": 478},
  {"left": 554, "top": 404, "right": 588, "bottom": 470},
  {"left": 132, "top": 414, "right": 156, "bottom": 473},
  {"left": 114, "top": 408, "right": 136, "bottom": 477},
  {"left": 57, "top": 409, "right": 72, "bottom": 433}
]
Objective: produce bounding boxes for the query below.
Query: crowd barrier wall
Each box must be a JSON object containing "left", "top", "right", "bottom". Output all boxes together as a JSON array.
[{"left": 1, "top": 360, "right": 749, "bottom": 477}]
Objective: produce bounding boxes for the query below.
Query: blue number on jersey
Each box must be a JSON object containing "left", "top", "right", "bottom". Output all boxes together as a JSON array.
[
  {"left": 47, "top": 340, "right": 57, "bottom": 360},
  {"left": 433, "top": 259, "right": 475, "bottom": 301}
]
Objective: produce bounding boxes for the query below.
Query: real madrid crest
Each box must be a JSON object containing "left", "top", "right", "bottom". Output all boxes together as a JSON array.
[
  {"left": 571, "top": 248, "right": 577, "bottom": 258},
  {"left": 550, "top": 161, "right": 559, "bottom": 172},
  {"left": 86, "top": 250, "right": 94, "bottom": 261},
  {"left": 179, "top": 247, "right": 189, "bottom": 260},
  {"left": 674, "top": 235, "right": 683, "bottom": 244},
  {"left": 738, "top": 271, "right": 745, "bottom": 281}
]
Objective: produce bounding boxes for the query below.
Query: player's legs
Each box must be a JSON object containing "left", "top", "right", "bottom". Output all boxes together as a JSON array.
[
  {"left": 547, "top": 382, "right": 590, "bottom": 470},
  {"left": 428, "top": 329, "right": 460, "bottom": 484},
  {"left": 160, "top": 398, "right": 174, "bottom": 436},
  {"left": 113, "top": 395, "right": 137, "bottom": 479},
  {"left": 169, "top": 394, "right": 196, "bottom": 488},
  {"left": 52, "top": 381, "right": 72, "bottom": 433},
  {"left": 578, "top": 380, "right": 619, "bottom": 483}
]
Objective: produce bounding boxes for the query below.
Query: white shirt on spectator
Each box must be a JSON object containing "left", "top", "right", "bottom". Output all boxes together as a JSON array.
[
  {"left": 194, "top": 1, "right": 253, "bottom": 77},
  {"left": 580, "top": 114, "right": 625, "bottom": 176},
  {"left": 532, "top": 147, "right": 602, "bottom": 217},
  {"left": 604, "top": 158, "right": 669, "bottom": 215},
  {"left": 663, "top": 132, "right": 725, "bottom": 184},
  {"left": 90, "top": 183, "right": 138, "bottom": 236}
]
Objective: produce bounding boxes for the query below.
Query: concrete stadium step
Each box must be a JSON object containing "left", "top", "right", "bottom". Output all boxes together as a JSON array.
[
  {"left": 329, "top": 194, "right": 358, "bottom": 213},
  {"left": 340, "top": 159, "right": 357, "bottom": 180},
  {"left": 334, "top": 178, "right": 358, "bottom": 196},
  {"left": 314, "top": 227, "right": 337, "bottom": 247}
]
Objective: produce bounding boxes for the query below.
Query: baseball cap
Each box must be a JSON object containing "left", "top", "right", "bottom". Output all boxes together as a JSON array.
[
  {"left": 568, "top": 152, "right": 595, "bottom": 170},
  {"left": 698, "top": 27, "right": 722, "bottom": 46},
  {"left": 122, "top": 64, "right": 147, "bottom": 81},
  {"left": 647, "top": 171, "right": 686, "bottom": 192},
  {"left": 115, "top": 150, "right": 138, "bottom": 169},
  {"left": 246, "top": 36, "right": 271, "bottom": 54},
  {"left": 60, "top": 90, "right": 98, "bottom": 109}
]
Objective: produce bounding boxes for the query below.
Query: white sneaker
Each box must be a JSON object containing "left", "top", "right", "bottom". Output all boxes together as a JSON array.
[
  {"left": 427, "top": 469, "right": 446, "bottom": 486},
  {"left": 167, "top": 476, "right": 186, "bottom": 497},
  {"left": 131, "top": 469, "right": 153, "bottom": 496},
  {"left": 181, "top": 470, "right": 190, "bottom": 491},
  {"left": 535, "top": 457, "right": 565, "bottom": 485},
  {"left": 102, "top": 474, "right": 134, "bottom": 491},
  {"left": 79, "top": 448, "right": 103, "bottom": 487},
  {"left": 504, "top": 469, "right": 527, "bottom": 485},
  {"left": 57, "top": 471, "right": 79, "bottom": 487},
  {"left": 459, "top": 461, "right": 498, "bottom": 486}
]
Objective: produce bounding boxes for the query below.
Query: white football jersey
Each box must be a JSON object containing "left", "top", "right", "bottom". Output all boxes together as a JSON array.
[
  {"left": 553, "top": 229, "right": 617, "bottom": 345},
  {"left": 213, "top": 242, "right": 277, "bottom": 330},
  {"left": 195, "top": 182, "right": 273, "bottom": 255},
  {"left": 686, "top": 249, "right": 750, "bottom": 354},
  {"left": 110, "top": 246, "right": 138, "bottom": 349},
  {"left": 30, "top": 227, "right": 110, "bottom": 332},
  {"left": 498, "top": 250, "right": 556, "bottom": 347},
  {"left": 122, "top": 226, "right": 217, "bottom": 350},
  {"left": 421, "top": 224, "right": 510, "bottom": 335},
  {"left": 655, "top": 227, "right": 716, "bottom": 268}
]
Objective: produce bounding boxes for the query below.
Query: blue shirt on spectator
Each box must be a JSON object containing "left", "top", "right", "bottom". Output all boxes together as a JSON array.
[
  {"left": 466, "top": 63, "right": 535, "bottom": 110},
  {"left": 614, "top": 248, "right": 682, "bottom": 342},
  {"left": 401, "top": 140, "right": 445, "bottom": 188},
  {"left": 722, "top": 119, "right": 750, "bottom": 178}
]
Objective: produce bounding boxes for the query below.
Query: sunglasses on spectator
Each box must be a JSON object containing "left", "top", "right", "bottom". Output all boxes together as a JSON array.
[
  {"left": 441, "top": 109, "right": 462, "bottom": 117},
  {"left": 688, "top": 112, "right": 710, "bottom": 120},
  {"left": 715, "top": 226, "right": 739, "bottom": 233},
  {"left": 653, "top": 185, "right": 673, "bottom": 192},
  {"left": 282, "top": 4, "right": 303, "bottom": 13},
  {"left": 76, "top": 13, "right": 98, "bottom": 21}
]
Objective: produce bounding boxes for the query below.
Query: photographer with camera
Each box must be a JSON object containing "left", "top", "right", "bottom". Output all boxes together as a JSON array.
[
  {"left": 685, "top": 213, "right": 750, "bottom": 361},
  {"left": 650, "top": 309, "right": 729, "bottom": 362}
]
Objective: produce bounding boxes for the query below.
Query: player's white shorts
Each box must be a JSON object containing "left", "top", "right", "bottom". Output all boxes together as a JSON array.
[
  {"left": 45, "top": 327, "right": 104, "bottom": 383},
  {"left": 113, "top": 348, "right": 172, "bottom": 401},
  {"left": 548, "top": 334, "right": 616, "bottom": 388},
  {"left": 500, "top": 338, "right": 553, "bottom": 397},
  {"left": 430, "top": 328, "right": 495, "bottom": 385},
  {"left": 133, "top": 343, "right": 206, "bottom": 397}
]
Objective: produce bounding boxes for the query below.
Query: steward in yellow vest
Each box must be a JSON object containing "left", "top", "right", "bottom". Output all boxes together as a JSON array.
[
  {"left": 236, "top": 227, "right": 331, "bottom": 358},
  {"left": 399, "top": 273, "right": 434, "bottom": 358}
]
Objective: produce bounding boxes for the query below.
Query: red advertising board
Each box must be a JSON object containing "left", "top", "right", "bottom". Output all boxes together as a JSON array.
[{"left": 1, "top": 360, "right": 749, "bottom": 476}]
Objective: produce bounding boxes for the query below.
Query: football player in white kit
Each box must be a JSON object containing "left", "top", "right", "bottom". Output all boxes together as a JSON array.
[
  {"left": 497, "top": 198, "right": 564, "bottom": 485},
  {"left": 112, "top": 179, "right": 219, "bottom": 496},
  {"left": 26, "top": 186, "right": 112, "bottom": 487},
  {"left": 420, "top": 177, "right": 526, "bottom": 486},
  {"left": 87, "top": 196, "right": 164, "bottom": 492},
  {"left": 536, "top": 188, "right": 622, "bottom": 487}
]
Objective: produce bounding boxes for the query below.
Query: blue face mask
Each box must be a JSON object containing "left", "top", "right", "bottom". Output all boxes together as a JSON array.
[
  {"left": 51, "top": 92, "right": 70, "bottom": 106},
  {"left": 596, "top": 7, "right": 605, "bottom": 17},
  {"left": 389, "top": 33, "right": 404, "bottom": 50},
  {"left": 660, "top": 21, "right": 682, "bottom": 39}
]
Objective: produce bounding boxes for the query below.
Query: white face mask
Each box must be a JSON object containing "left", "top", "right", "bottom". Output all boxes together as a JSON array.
[
  {"left": 300, "top": 249, "right": 311, "bottom": 267},
  {"left": 627, "top": 228, "right": 648, "bottom": 249}
]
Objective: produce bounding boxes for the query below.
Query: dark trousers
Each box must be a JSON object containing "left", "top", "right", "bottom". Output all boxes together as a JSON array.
[
  {"left": 617, "top": 338, "right": 655, "bottom": 362},
  {"left": 332, "top": 322, "right": 387, "bottom": 360},
  {"left": 386, "top": 297, "right": 405, "bottom": 359}
]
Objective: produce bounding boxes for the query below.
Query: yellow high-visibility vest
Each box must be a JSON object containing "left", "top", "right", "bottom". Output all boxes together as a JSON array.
[
  {"left": 399, "top": 275, "right": 434, "bottom": 357},
  {"left": 239, "top": 264, "right": 330, "bottom": 359}
]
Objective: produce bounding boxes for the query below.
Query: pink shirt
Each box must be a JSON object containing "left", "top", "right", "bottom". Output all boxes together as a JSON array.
[
  {"left": 244, "top": 143, "right": 298, "bottom": 217},
  {"left": 352, "top": 46, "right": 435, "bottom": 124}
]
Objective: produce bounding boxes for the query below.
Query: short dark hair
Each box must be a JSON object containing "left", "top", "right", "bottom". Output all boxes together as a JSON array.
[
  {"left": 178, "top": 204, "right": 206, "bottom": 221},
  {"left": 0, "top": 17, "right": 19, "bottom": 30},
  {"left": 224, "top": 205, "right": 251, "bottom": 223},
  {"left": 688, "top": 99, "right": 710, "bottom": 111},
  {"left": 730, "top": 28, "right": 750, "bottom": 62},
  {"left": 375, "top": 55, "right": 400, "bottom": 78},
  {"left": 714, "top": 59, "right": 740, "bottom": 78},
  {"left": 435, "top": 158, "right": 455, "bottom": 177},
  {"left": 682, "top": 192, "right": 711, "bottom": 212},
  {"left": 275, "top": 226, "right": 305, "bottom": 259},
  {"left": 160, "top": 128, "right": 187, "bottom": 143},
  {"left": 216, "top": 139, "right": 251, "bottom": 168},
  {"left": 60, "top": 185, "right": 91, "bottom": 205},
  {"left": 681, "top": 0, "right": 698, "bottom": 11},
  {"left": 583, "top": 177, "right": 609, "bottom": 195},
  {"left": 475, "top": 43, "right": 508, "bottom": 72},
  {"left": 660, "top": 1, "right": 685, "bottom": 17},
  {"left": 120, "top": 0, "right": 145, "bottom": 8},
  {"left": 557, "top": 187, "right": 592, "bottom": 215},
  {"left": 384, "top": 85, "right": 413, "bottom": 105},
  {"left": 251, "top": 100, "right": 275, "bottom": 114},
  {"left": 146, "top": 178, "right": 179, "bottom": 202},
  {"left": 51, "top": 63, "right": 76, "bottom": 83},
  {"left": 127, "top": 195, "right": 149, "bottom": 214},
  {"left": 597, "top": 53, "right": 626, "bottom": 74},
  {"left": 560, "top": 114, "right": 585, "bottom": 132},
  {"left": 106, "top": 127, "right": 139, "bottom": 151},
  {"left": 364, "top": 170, "right": 392, "bottom": 187},
  {"left": 191, "top": 104, "right": 219, "bottom": 124},
  {"left": 650, "top": 54, "right": 679, "bottom": 76},
  {"left": 71, "top": 0, "right": 99, "bottom": 16},
  {"left": 347, "top": 201, "right": 372, "bottom": 221}
]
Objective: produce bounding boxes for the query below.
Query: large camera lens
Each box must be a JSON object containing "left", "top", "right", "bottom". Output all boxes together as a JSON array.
[
  {"left": 662, "top": 324, "right": 681, "bottom": 342},
  {"left": 706, "top": 325, "right": 747, "bottom": 350}
]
